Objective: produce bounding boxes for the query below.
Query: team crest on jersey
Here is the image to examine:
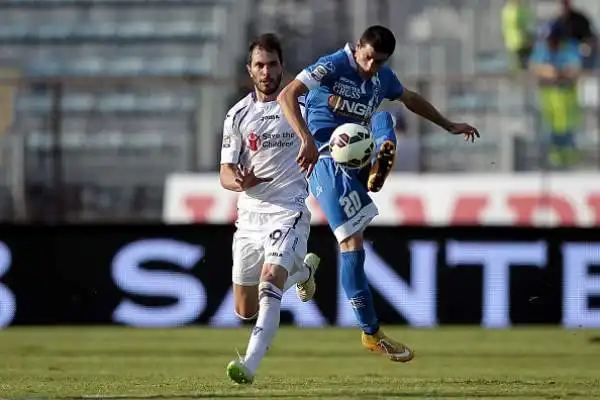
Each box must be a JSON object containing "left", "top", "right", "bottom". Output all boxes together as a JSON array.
[
  {"left": 310, "top": 61, "right": 335, "bottom": 82},
  {"left": 247, "top": 131, "right": 260, "bottom": 151}
]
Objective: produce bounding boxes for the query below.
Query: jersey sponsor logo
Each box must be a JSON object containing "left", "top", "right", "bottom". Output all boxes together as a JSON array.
[
  {"left": 222, "top": 134, "right": 231, "bottom": 148},
  {"left": 260, "top": 131, "right": 297, "bottom": 149},
  {"left": 328, "top": 95, "right": 374, "bottom": 120},
  {"left": 260, "top": 114, "right": 280, "bottom": 122},
  {"left": 339, "top": 77, "right": 357, "bottom": 86},
  {"left": 310, "top": 61, "right": 335, "bottom": 81},
  {"left": 247, "top": 131, "right": 260, "bottom": 151},
  {"left": 333, "top": 82, "right": 361, "bottom": 99}
]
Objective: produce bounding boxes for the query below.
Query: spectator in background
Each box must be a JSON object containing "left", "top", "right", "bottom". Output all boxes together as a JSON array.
[
  {"left": 556, "top": 0, "right": 596, "bottom": 69},
  {"left": 502, "top": 0, "right": 536, "bottom": 71},
  {"left": 530, "top": 20, "right": 581, "bottom": 169}
]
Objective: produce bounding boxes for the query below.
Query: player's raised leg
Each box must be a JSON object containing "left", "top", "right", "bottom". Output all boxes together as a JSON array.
[
  {"left": 310, "top": 158, "right": 413, "bottom": 362},
  {"left": 368, "top": 111, "right": 397, "bottom": 193},
  {"left": 278, "top": 210, "right": 319, "bottom": 301}
]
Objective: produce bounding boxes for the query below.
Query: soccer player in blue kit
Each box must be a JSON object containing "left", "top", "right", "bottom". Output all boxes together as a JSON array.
[{"left": 278, "top": 25, "right": 479, "bottom": 362}]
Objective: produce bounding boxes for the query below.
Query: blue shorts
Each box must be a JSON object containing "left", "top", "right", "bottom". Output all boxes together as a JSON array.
[{"left": 309, "top": 157, "right": 378, "bottom": 243}]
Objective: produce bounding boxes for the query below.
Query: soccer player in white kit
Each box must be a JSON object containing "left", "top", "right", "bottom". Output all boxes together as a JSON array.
[{"left": 220, "top": 33, "right": 320, "bottom": 385}]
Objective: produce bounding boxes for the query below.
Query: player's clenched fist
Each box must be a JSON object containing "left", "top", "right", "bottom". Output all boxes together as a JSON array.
[{"left": 296, "top": 136, "right": 318, "bottom": 176}]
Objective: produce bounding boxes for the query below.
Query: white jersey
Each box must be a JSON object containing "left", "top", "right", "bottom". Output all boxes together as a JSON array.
[{"left": 220, "top": 93, "right": 308, "bottom": 214}]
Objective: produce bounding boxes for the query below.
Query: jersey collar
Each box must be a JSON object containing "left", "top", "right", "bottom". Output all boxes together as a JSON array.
[{"left": 344, "top": 43, "right": 358, "bottom": 70}]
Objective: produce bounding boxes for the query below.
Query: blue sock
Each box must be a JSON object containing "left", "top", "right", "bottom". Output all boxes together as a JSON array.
[
  {"left": 340, "top": 249, "right": 379, "bottom": 335},
  {"left": 370, "top": 111, "right": 397, "bottom": 162}
]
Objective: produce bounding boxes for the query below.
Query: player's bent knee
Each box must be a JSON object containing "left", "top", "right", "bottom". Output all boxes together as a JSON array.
[
  {"left": 234, "top": 307, "right": 258, "bottom": 321},
  {"left": 234, "top": 300, "right": 259, "bottom": 320},
  {"left": 260, "top": 263, "right": 288, "bottom": 290},
  {"left": 232, "top": 283, "right": 259, "bottom": 320},
  {"left": 340, "top": 232, "right": 364, "bottom": 252}
]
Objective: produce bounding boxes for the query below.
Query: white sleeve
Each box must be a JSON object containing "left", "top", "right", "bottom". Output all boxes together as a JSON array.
[
  {"left": 220, "top": 112, "right": 243, "bottom": 164},
  {"left": 296, "top": 69, "right": 321, "bottom": 91}
]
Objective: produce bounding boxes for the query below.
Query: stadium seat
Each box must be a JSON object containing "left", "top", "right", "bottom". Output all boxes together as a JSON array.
[
  {"left": 116, "top": 21, "right": 155, "bottom": 39},
  {"left": 0, "top": 23, "right": 29, "bottom": 40},
  {"left": 25, "top": 59, "right": 64, "bottom": 77},
  {"left": 76, "top": 22, "right": 117, "bottom": 39},
  {"left": 36, "top": 23, "right": 75, "bottom": 39},
  {"left": 62, "top": 93, "right": 95, "bottom": 112},
  {"left": 105, "top": 57, "right": 146, "bottom": 76},
  {"left": 0, "top": 20, "right": 220, "bottom": 42},
  {"left": 65, "top": 57, "right": 106, "bottom": 76}
]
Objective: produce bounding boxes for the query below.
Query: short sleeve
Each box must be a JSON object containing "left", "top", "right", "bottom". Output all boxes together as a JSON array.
[
  {"left": 529, "top": 42, "right": 547, "bottom": 65},
  {"left": 383, "top": 68, "right": 405, "bottom": 100},
  {"left": 565, "top": 42, "right": 582, "bottom": 68},
  {"left": 220, "top": 111, "right": 243, "bottom": 164},
  {"left": 296, "top": 54, "right": 339, "bottom": 90}
]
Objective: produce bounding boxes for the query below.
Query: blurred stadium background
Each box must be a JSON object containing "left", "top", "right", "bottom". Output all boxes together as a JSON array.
[
  {"left": 0, "top": 1, "right": 599, "bottom": 398},
  {"left": 0, "top": 0, "right": 598, "bottom": 222}
]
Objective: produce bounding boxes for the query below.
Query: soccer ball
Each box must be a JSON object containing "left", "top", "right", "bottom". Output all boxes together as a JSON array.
[{"left": 329, "top": 123, "right": 376, "bottom": 169}]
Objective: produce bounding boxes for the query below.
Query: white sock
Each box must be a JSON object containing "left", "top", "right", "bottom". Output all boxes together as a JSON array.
[
  {"left": 244, "top": 281, "right": 282, "bottom": 373},
  {"left": 282, "top": 263, "right": 310, "bottom": 293}
]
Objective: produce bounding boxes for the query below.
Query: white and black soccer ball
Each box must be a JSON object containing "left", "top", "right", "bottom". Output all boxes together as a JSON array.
[{"left": 329, "top": 123, "right": 376, "bottom": 169}]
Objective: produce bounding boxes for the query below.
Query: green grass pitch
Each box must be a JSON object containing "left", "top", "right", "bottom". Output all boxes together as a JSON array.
[{"left": 0, "top": 326, "right": 599, "bottom": 399}]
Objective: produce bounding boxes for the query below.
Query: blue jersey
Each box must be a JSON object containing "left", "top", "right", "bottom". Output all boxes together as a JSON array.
[{"left": 296, "top": 43, "right": 404, "bottom": 147}]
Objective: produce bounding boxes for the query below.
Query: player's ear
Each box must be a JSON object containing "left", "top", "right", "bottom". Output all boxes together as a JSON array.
[{"left": 246, "top": 64, "right": 252, "bottom": 78}]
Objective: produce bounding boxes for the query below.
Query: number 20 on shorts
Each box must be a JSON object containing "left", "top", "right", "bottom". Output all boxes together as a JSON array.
[{"left": 339, "top": 191, "right": 362, "bottom": 218}]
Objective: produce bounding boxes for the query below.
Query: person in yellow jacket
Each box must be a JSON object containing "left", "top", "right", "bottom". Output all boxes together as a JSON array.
[
  {"left": 502, "top": 0, "right": 536, "bottom": 71},
  {"left": 530, "top": 21, "right": 582, "bottom": 169}
]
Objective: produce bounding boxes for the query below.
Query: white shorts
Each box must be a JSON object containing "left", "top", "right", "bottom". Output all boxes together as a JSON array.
[{"left": 232, "top": 208, "right": 310, "bottom": 286}]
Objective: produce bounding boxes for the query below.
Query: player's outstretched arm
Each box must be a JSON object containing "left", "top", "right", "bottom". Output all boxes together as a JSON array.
[
  {"left": 399, "top": 88, "right": 480, "bottom": 142},
  {"left": 277, "top": 80, "right": 318, "bottom": 175}
]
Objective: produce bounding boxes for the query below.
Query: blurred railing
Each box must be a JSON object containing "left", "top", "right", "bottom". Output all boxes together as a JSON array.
[
  {"left": 0, "top": 74, "right": 238, "bottom": 223},
  {"left": 398, "top": 71, "right": 600, "bottom": 173},
  {"left": 0, "top": 72, "right": 599, "bottom": 223}
]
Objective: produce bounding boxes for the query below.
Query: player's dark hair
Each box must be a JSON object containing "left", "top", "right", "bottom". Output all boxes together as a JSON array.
[
  {"left": 359, "top": 25, "right": 396, "bottom": 56},
  {"left": 247, "top": 33, "right": 283, "bottom": 65}
]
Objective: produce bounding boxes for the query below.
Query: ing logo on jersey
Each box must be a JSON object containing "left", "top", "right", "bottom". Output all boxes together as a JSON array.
[
  {"left": 328, "top": 95, "right": 374, "bottom": 121},
  {"left": 247, "top": 131, "right": 260, "bottom": 151}
]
